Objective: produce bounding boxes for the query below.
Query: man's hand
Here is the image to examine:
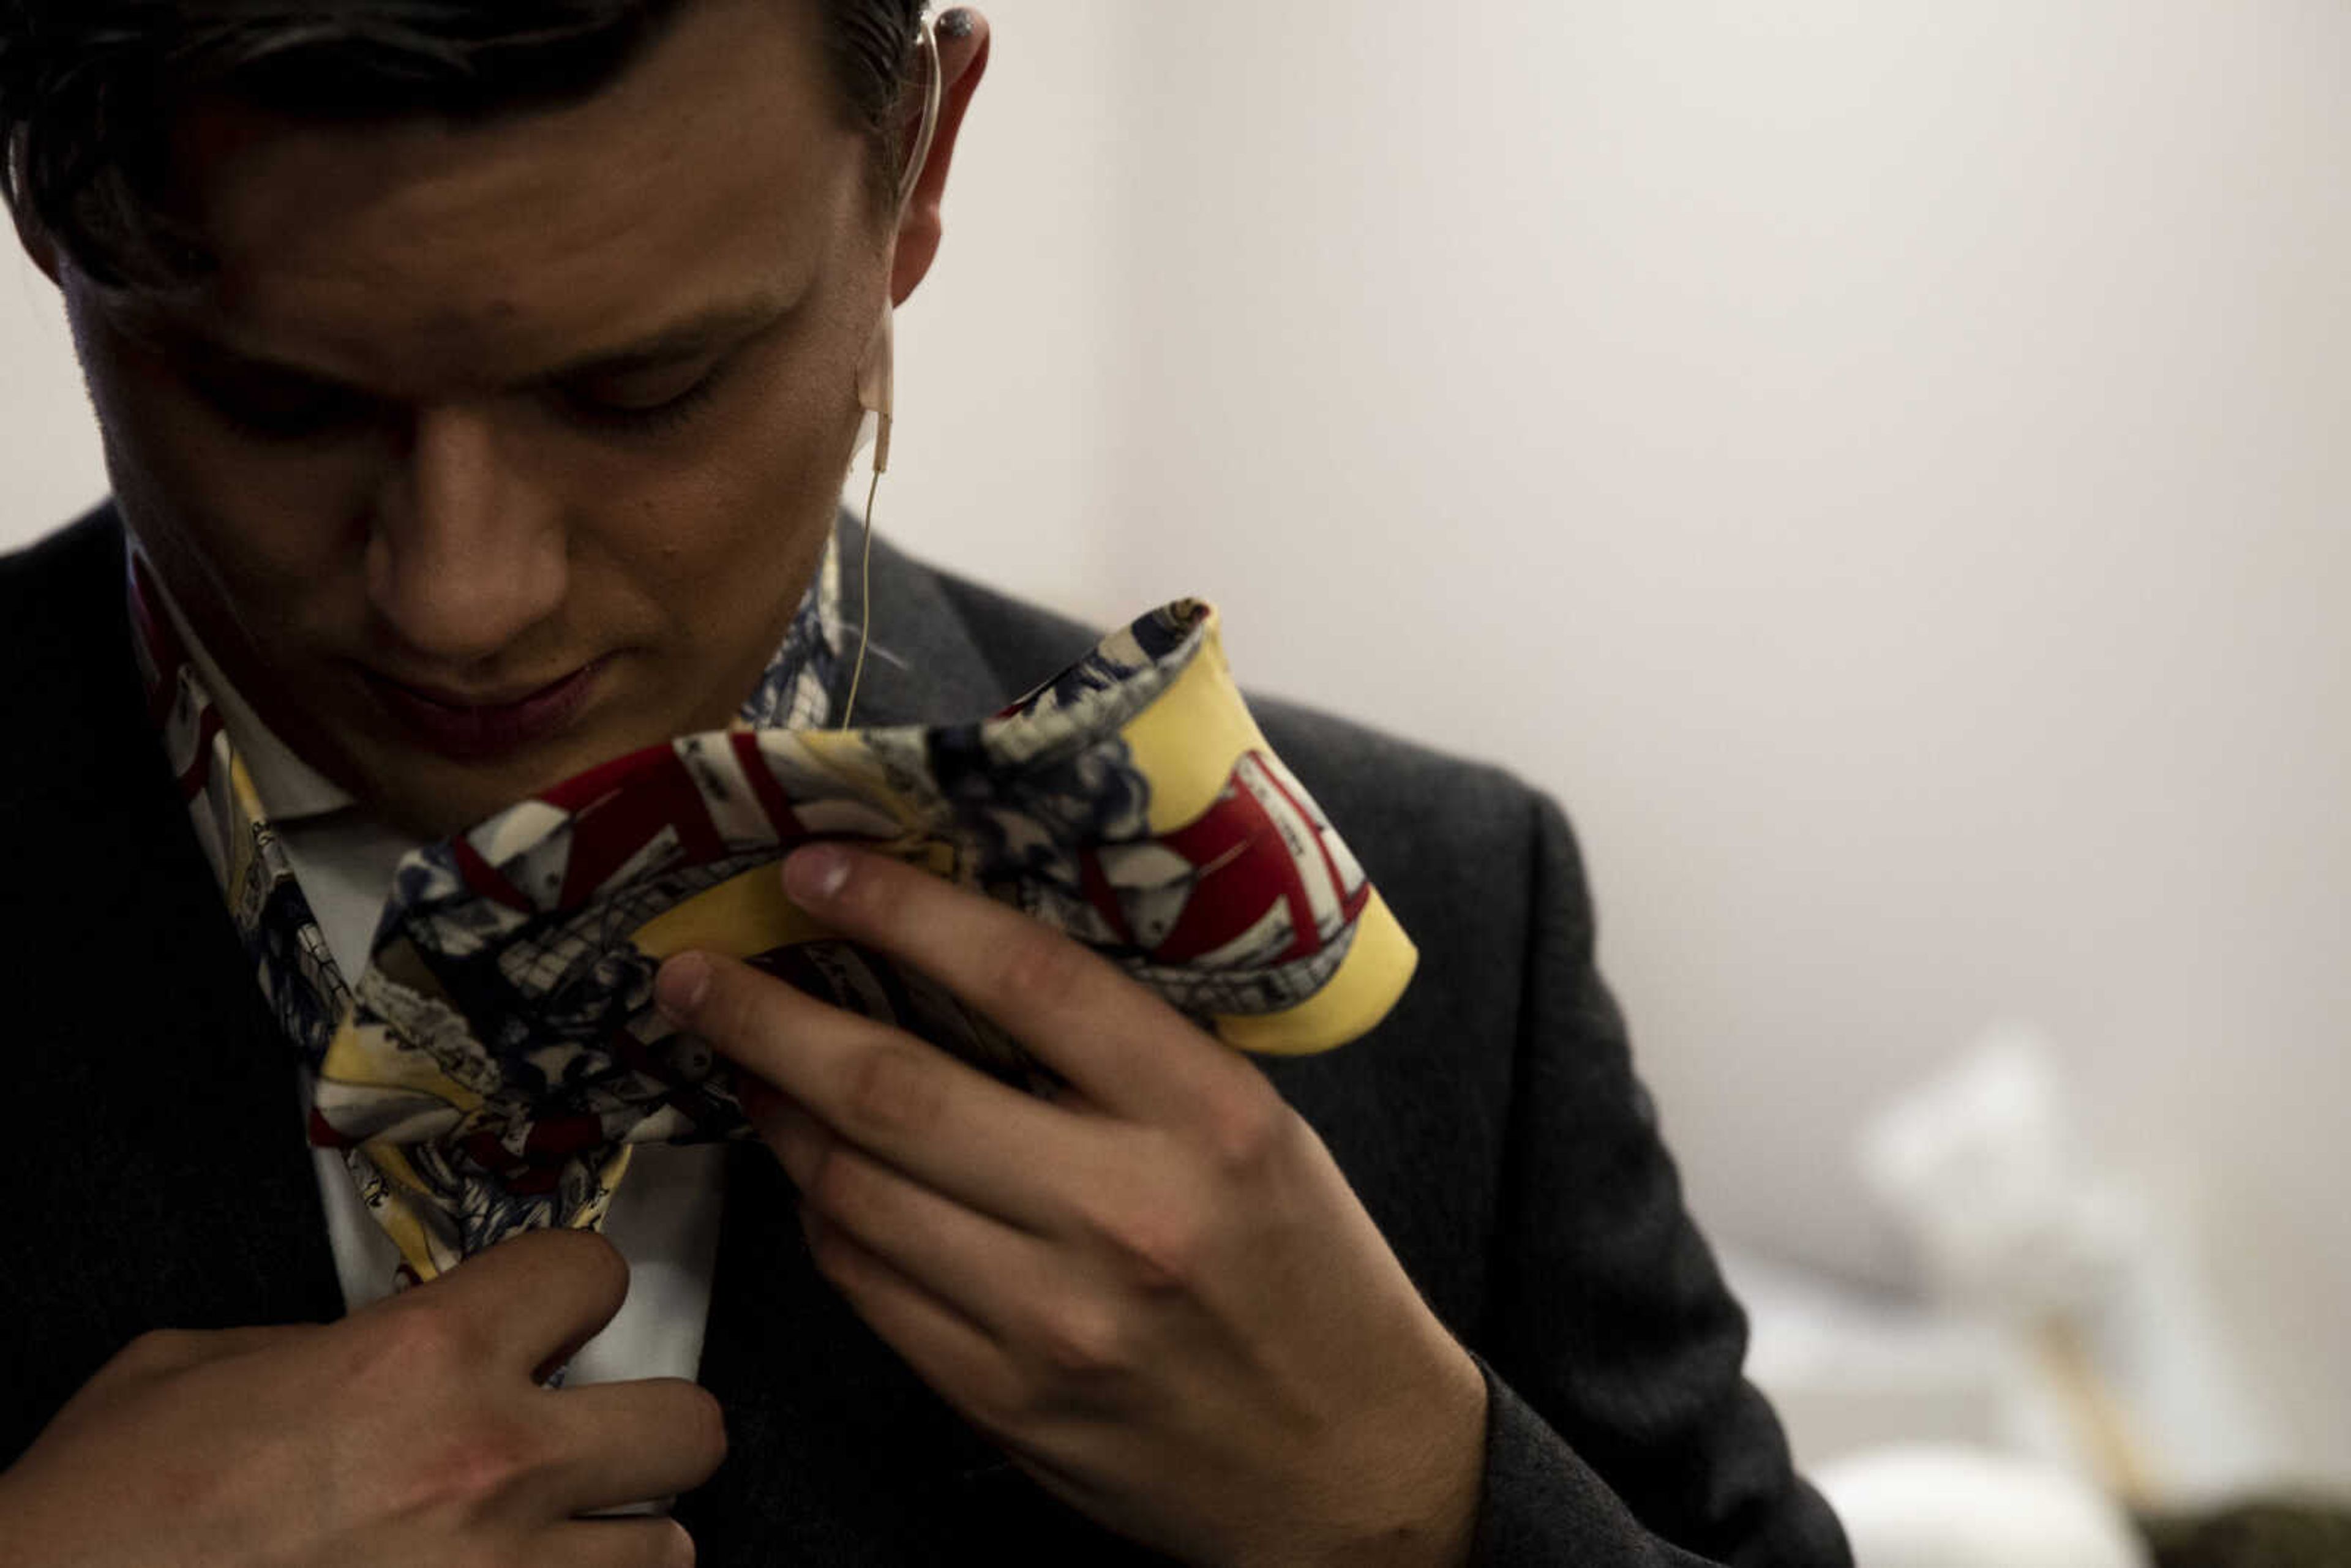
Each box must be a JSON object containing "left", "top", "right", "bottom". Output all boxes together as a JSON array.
[
  {"left": 0, "top": 1229, "right": 724, "bottom": 1568},
  {"left": 656, "top": 844, "right": 1488, "bottom": 1568}
]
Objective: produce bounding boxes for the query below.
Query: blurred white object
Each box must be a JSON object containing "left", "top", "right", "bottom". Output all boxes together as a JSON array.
[
  {"left": 1724, "top": 1244, "right": 2017, "bottom": 1468},
  {"left": 1843, "top": 1024, "right": 2285, "bottom": 1506},
  {"left": 1856, "top": 1026, "right": 2156, "bottom": 1500},
  {"left": 1817, "top": 1444, "right": 2151, "bottom": 1568},
  {"left": 1856, "top": 1026, "right": 2142, "bottom": 1321}
]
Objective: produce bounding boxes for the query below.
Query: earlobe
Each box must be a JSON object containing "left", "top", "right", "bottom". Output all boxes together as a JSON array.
[{"left": 855, "top": 304, "right": 895, "bottom": 472}]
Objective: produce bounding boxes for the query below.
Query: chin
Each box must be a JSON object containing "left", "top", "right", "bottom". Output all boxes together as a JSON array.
[
  {"left": 338, "top": 673, "right": 712, "bottom": 839},
  {"left": 356, "top": 731, "right": 632, "bottom": 841},
  {"left": 367, "top": 773, "right": 538, "bottom": 843}
]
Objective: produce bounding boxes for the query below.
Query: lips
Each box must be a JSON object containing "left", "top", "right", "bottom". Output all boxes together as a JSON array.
[{"left": 365, "top": 657, "right": 609, "bottom": 761}]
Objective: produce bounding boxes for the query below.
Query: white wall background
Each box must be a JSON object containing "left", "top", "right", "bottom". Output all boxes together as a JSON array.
[{"left": 7, "top": 0, "right": 2347, "bottom": 1492}]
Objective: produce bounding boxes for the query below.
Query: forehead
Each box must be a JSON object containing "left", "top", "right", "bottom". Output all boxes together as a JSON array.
[{"left": 139, "top": 0, "right": 870, "bottom": 388}]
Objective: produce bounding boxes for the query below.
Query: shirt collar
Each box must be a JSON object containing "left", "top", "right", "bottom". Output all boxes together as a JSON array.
[{"left": 146, "top": 575, "right": 359, "bottom": 824}]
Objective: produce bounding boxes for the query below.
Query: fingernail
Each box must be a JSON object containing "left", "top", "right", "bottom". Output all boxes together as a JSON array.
[
  {"left": 785, "top": 844, "right": 853, "bottom": 905},
  {"left": 656, "top": 952, "right": 711, "bottom": 1020},
  {"left": 939, "top": 9, "right": 975, "bottom": 40}
]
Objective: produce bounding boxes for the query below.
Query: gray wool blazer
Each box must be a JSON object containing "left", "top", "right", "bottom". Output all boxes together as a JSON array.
[{"left": 0, "top": 505, "right": 1849, "bottom": 1567}]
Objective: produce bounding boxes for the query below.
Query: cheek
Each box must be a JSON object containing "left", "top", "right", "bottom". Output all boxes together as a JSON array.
[{"left": 603, "top": 333, "right": 865, "bottom": 598}]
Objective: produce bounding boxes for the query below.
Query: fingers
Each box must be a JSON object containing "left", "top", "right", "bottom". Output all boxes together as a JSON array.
[
  {"left": 410, "top": 1227, "right": 632, "bottom": 1380},
  {"left": 798, "top": 1210, "right": 1018, "bottom": 1431},
  {"left": 546, "top": 1377, "right": 730, "bottom": 1515},
  {"left": 792, "top": 847, "right": 1219, "bottom": 1121},
  {"left": 546, "top": 1515, "right": 699, "bottom": 1568},
  {"left": 767, "top": 1101, "right": 1056, "bottom": 1339},
  {"left": 664, "top": 949, "right": 1112, "bottom": 1232},
  {"left": 685, "top": 846, "right": 1245, "bottom": 1126}
]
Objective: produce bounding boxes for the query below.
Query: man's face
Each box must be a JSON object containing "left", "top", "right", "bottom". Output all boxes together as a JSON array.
[{"left": 34, "top": 0, "right": 950, "bottom": 838}]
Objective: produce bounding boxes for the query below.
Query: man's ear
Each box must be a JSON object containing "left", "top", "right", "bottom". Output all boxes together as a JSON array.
[{"left": 888, "top": 9, "right": 991, "bottom": 307}]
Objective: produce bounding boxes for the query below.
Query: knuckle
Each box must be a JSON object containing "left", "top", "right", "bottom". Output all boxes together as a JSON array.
[
  {"left": 405, "top": 1416, "right": 544, "bottom": 1517},
  {"left": 662, "top": 1520, "right": 700, "bottom": 1568},
  {"left": 1198, "top": 1080, "right": 1291, "bottom": 1178},
  {"left": 1091, "top": 1196, "right": 1202, "bottom": 1296},
  {"left": 802, "top": 1138, "right": 867, "bottom": 1221},
  {"left": 378, "top": 1296, "right": 478, "bottom": 1370},
  {"left": 705, "top": 962, "right": 769, "bottom": 1043},
  {"left": 954, "top": 1361, "right": 1029, "bottom": 1440},
  {"left": 359, "top": 1292, "right": 495, "bottom": 1391},
  {"left": 993, "top": 928, "right": 1090, "bottom": 1015},
  {"left": 1029, "top": 1300, "right": 1130, "bottom": 1385},
  {"left": 839, "top": 1042, "right": 945, "bottom": 1139}
]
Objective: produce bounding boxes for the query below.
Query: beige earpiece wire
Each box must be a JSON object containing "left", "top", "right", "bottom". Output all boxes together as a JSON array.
[{"left": 839, "top": 8, "right": 945, "bottom": 730}]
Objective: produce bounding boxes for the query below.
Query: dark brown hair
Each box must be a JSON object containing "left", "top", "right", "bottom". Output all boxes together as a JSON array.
[{"left": 0, "top": 0, "right": 927, "bottom": 291}]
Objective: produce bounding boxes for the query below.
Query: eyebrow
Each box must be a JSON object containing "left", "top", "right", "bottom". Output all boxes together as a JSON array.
[{"left": 159, "top": 295, "right": 795, "bottom": 393}]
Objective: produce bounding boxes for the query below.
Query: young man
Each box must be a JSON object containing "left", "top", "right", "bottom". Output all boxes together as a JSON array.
[{"left": 0, "top": 2, "right": 1848, "bottom": 1563}]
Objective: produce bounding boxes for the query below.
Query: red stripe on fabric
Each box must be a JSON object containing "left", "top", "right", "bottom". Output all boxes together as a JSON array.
[
  {"left": 1240, "top": 771, "right": 1327, "bottom": 961},
  {"left": 127, "top": 556, "right": 189, "bottom": 726},
  {"left": 731, "top": 730, "right": 806, "bottom": 842},
  {"left": 538, "top": 743, "right": 666, "bottom": 815},
  {"left": 523, "top": 1112, "right": 606, "bottom": 1160},
  {"left": 558, "top": 750, "right": 727, "bottom": 904},
  {"left": 306, "top": 1106, "right": 356, "bottom": 1149},
  {"left": 176, "top": 703, "right": 224, "bottom": 803},
  {"left": 665, "top": 751, "right": 728, "bottom": 863},
  {"left": 1153, "top": 777, "right": 1313, "bottom": 963},
  {"left": 451, "top": 833, "right": 534, "bottom": 913},
  {"left": 1079, "top": 847, "right": 1138, "bottom": 946},
  {"left": 1256, "top": 753, "right": 1371, "bottom": 926}
]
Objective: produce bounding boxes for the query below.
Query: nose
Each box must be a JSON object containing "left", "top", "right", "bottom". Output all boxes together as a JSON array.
[{"left": 364, "top": 405, "right": 568, "bottom": 666}]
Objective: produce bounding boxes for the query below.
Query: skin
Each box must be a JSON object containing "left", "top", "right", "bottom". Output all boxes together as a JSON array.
[
  {"left": 18, "top": 0, "right": 980, "bottom": 839},
  {"left": 6, "top": 2, "right": 1490, "bottom": 1562},
  {"left": 658, "top": 844, "right": 1490, "bottom": 1566},
  {"left": 0, "top": 1231, "right": 726, "bottom": 1568}
]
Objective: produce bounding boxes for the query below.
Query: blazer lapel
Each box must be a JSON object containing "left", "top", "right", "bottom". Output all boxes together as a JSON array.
[
  {"left": 826, "top": 513, "right": 1023, "bottom": 729},
  {"left": 1, "top": 511, "right": 343, "bottom": 1463}
]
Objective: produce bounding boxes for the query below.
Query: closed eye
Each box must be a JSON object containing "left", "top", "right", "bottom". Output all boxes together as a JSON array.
[
  {"left": 561, "top": 357, "right": 735, "bottom": 435},
  {"left": 168, "top": 324, "right": 756, "bottom": 441}
]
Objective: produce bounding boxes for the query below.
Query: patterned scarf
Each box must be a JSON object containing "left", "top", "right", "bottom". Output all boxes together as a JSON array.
[{"left": 133, "top": 534, "right": 1414, "bottom": 1289}]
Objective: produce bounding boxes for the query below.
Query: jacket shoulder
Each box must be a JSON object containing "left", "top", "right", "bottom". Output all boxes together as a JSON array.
[
  {"left": 0, "top": 508, "right": 154, "bottom": 812},
  {"left": 0, "top": 507, "right": 127, "bottom": 679},
  {"left": 1250, "top": 694, "right": 1549, "bottom": 880}
]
